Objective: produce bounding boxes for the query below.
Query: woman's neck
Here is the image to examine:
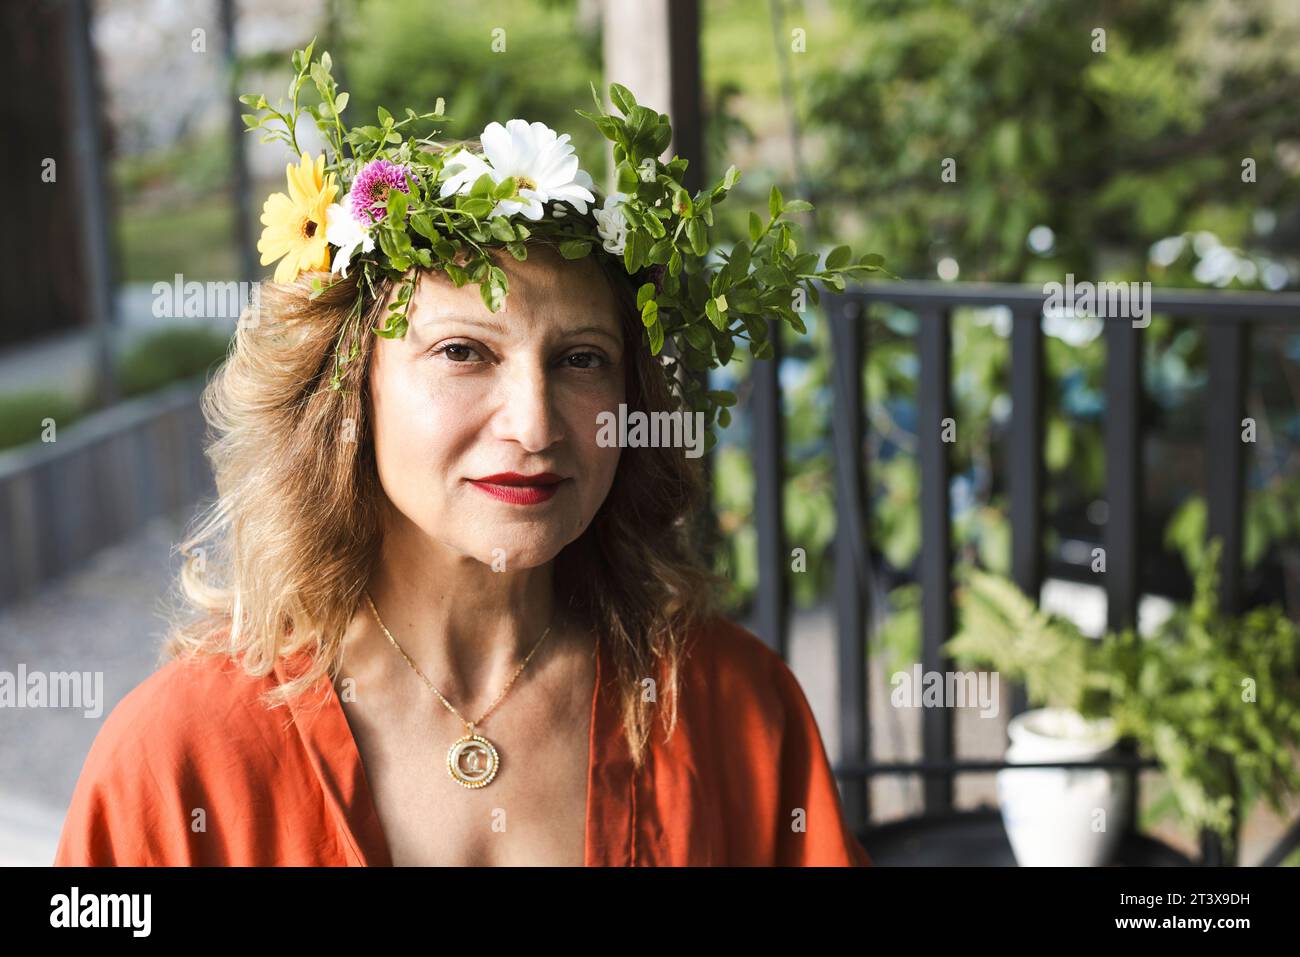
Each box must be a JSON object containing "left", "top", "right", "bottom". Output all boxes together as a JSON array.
[{"left": 361, "top": 517, "right": 560, "bottom": 709}]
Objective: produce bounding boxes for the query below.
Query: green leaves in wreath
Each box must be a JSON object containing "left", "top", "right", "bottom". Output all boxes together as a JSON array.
[{"left": 573, "top": 81, "right": 891, "bottom": 432}]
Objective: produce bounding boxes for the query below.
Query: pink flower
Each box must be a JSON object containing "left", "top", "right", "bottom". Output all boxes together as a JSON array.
[{"left": 349, "top": 159, "right": 413, "bottom": 223}]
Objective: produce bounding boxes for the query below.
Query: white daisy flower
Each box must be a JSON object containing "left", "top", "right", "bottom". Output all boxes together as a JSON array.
[
  {"left": 325, "top": 194, "right": 375, "bottom": 278},
  {"left": 437, "top": 149, "right": 495, "bottom": 199},
  {"left": 593, "top": 191, "right": 630, "bottom": 255},
  {"left": 438, "top": 119, "right": 596, "bottom": 220}
]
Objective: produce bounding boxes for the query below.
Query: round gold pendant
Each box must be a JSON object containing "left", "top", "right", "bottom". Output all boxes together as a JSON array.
[{"left": 447, "top": 733, "right": 500, "bottom": 788}]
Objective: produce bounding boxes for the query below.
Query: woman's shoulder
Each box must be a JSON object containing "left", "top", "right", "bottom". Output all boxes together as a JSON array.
[
  {"left": 682, "top": 615, "right": 804, "bottom": 682},
  {"left": 55, "top": 650, "right": 325, "bottom": 868},
  {"left": 55, "top": 650, "right": 315, "bottom": 865},
  {"left": 677, "top": 616, "right": 815, "bottom": 732},
  {"left": 74, "top": 651, "right": 301, "bottom": 796},
  {"left": 95, "top": 653, "right": 284, "bottom": 754},
  {"left": 667, "top": 617, "right": 870, "bottom": 865}
]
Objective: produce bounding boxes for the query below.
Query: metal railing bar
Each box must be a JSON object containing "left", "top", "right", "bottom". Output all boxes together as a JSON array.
[
  {"left": 1008, "top": 304, "right": 1044, "bottom": 719},
  {"left": 833, "top": 756, "right": 1161, "bottom": 776},
  {"left": 1206, "top": 320, "right": 1248, "bottom": 614},
  {"left": 750, "top": 317, "right": 788, "bottom": 657},
  {"left": 917, "top": 304, "right": 954, "bottom": 814},
  {"left": 829, "top": 294, "right": 870, "bottom": 831},
  {"left": 838, "top": 280, "right": 1300, "bottom": 320},
  {"left": 1104, "top": 319, "right": 1143, "bottom": 835}
]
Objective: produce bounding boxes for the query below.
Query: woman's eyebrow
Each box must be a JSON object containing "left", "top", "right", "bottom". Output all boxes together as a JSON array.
[
  {"left": 564, "top": 325, "right": 623, "bottom": 346},
  {"left": 423, "top": 313, "right": 621, "bottom": 346},
  {"left": 421, "top": 313, "right": 510, "bottom": 334}
]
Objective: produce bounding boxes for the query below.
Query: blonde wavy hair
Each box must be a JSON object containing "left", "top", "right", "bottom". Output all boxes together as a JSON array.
[{"left": 165, "top": 246, "right": 718, "bottom": 768}]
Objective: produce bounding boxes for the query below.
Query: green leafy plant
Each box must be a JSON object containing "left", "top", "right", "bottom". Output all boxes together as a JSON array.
[
  {"left": 945, "top": 539, "right": 1300, "bottom": 840},
  {"left": 945, "top": 568, "right": 1092, "bottom": 711},
  {"left": 1166, "top": 484, "right": 1300, "bottom": 590}
]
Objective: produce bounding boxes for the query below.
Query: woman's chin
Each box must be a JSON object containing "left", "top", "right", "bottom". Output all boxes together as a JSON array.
[{"left": 446, "top": 521, "right": 586, "bottom": 571}]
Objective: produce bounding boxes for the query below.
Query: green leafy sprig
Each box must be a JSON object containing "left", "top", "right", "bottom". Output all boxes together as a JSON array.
[{"left": 574, "top": 81, "right": 889, "bottom": 433}]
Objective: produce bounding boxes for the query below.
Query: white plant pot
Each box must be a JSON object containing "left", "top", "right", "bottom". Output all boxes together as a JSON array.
[{"left": 996, "top": 707, "right": 1130, "bottom": 867}]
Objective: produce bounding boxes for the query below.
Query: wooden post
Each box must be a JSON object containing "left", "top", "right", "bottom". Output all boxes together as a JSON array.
[
  {"left": 0, "top": 2, "right": 86, "bottom": 349},
  {"left": 220, "top": 0, "right": 257, "bottom": 283},
  {"left": 65, "top": 0, "right": 118, "bottom": 405},
  {"left": 600, "top": 0, "right": 715, "bottom": 562},
  {"left": 599, "top": 0, "right": 703, "bottom": 190}
]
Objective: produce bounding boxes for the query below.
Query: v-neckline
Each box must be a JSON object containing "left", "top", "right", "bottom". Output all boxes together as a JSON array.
[{"left": 279, "top": 629, "right": 630, "bottom": 866}]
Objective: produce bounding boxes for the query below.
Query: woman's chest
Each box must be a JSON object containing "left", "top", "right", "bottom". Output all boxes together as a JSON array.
[
  {"left": 366, "top": 722, "right": 591, "bottom": 866},
  {"left": 339, "top": 663, "right": 596, "bottom": 866}
]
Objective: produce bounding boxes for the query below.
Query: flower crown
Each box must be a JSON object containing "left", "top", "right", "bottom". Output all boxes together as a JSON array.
[{"left": 243, "top": 40, "right": 887, "bottom": 435}]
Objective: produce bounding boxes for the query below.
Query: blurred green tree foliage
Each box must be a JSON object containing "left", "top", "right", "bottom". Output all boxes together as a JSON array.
[{"left": 706, "top": 0, "right": 1300, "bottom": 626}]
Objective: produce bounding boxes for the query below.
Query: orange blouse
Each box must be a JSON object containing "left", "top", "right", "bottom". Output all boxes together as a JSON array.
[{"left": 54, "top": 617, "right": 870, "bottom": 866}]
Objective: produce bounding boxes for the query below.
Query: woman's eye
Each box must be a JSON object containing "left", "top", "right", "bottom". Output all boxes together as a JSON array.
[
  {"left": 435, "top": 343, "right": 482, "bottom": 363},
  {"left": 563, "top": 351, "right": 605, "bottom": 369}
]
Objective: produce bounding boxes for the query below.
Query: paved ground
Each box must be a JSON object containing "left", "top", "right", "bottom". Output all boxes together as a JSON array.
[
  {"left": 0, "top": 508, "right": 1292, "bottom": 865},
  {"left": 0, "top": 512, "right": 188, "bottom": 865}
]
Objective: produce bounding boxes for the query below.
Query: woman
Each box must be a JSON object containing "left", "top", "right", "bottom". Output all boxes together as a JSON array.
[{"left": 54, "top": 49, "right": 875, "bottom": 867}]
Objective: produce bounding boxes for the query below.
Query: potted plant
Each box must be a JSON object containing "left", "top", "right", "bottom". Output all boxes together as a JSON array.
[
  {"left": 945, "top": 539, "right": 1300, "bottom": 866},
  {"left": 945, "top": 567, "right": 1131, "bottom": 865}
]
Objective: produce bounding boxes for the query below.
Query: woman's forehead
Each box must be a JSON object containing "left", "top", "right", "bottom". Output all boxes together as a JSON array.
[{"left": 404, "top": 251, "right": 623, "bottom": 341}]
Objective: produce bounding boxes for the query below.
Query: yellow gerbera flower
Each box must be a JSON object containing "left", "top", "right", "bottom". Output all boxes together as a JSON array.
[{"left": 257, "top": 152, "right": 339, "bottom": 285}]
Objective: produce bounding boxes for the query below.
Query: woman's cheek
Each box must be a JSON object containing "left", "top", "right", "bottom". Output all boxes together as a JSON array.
[
  {"left": 572, "top": 385, "right": 624, "bottom": 503},
  {"left": 402, "top": 361, "right": 484, "bottom": 439},
  {"left": 380, "top": 364, "right": 474, "bottom": 507}
]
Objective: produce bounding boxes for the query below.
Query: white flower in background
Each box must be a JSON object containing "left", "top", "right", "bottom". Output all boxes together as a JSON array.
[
  {"left": 593, "top": 191, "right": 630, "bottom": 255},
  {"left": 325, "top": 193, "right": 375, "bottom": 278},
  {"left": 438, "top": 119, "right": 596, "bottom": 220}
]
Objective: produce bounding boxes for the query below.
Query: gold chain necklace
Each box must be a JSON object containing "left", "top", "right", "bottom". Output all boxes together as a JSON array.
[{"left": 363, "top": 590, "right": 555, "bottom": 789}]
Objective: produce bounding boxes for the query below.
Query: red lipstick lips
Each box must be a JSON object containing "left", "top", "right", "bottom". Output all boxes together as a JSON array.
[{"left": 468, "top": 472, "right": 565, "bottom": 505}]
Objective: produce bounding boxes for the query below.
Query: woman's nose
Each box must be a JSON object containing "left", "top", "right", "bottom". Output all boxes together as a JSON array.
[{"left": 491, "top": 363, "right": 565, "bottom": 452}]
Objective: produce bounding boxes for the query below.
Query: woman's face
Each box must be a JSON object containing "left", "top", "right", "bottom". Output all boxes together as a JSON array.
[{"left": 368, "top": 246, "right": 625, "bottom": 570}]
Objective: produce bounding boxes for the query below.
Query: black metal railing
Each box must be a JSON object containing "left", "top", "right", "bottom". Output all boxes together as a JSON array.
[{"left": 745, "top": 279, "right": 1300, "bottom": 866}]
